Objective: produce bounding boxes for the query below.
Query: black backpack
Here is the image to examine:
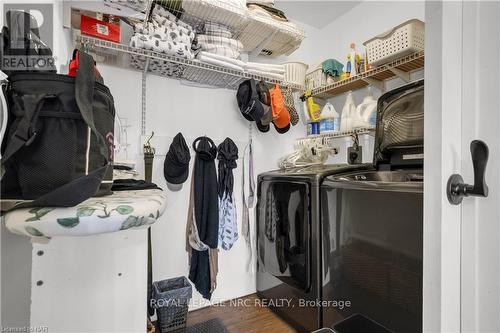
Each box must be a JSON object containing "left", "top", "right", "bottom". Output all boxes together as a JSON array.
[{"left": 0, "top": 50, "right": 115, "bottom": 213}]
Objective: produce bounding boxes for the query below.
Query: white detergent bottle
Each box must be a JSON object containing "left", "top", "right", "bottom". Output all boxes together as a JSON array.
[
  {"left": 340, "top": 91, "right": 356, "bottom": 131},
  {"left": 353, "top": 89, "right": 377, "bottom": 128},
  {"left": 319, "top": 102, "right": 340, "bottom": 133},
  {"left": 358, "top": 87, "right": 378, "bottom": 127}
]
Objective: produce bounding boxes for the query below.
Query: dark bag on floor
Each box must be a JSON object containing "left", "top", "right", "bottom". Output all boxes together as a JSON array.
[{"left": 0, "top": 49, "right": 115, "bottom": 213}]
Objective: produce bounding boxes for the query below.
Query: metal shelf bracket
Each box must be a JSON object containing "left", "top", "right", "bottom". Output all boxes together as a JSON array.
[
  {"left": 362, "top": 77, "right": 385, "bottom": 91},
  {"left": 388, "top": 67, "right": 411, "bottom": 82}
]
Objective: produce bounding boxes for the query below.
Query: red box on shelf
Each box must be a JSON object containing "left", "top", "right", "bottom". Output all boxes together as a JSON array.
[{"left": 80, "top": 15, "right": 120, "bottom": 43}]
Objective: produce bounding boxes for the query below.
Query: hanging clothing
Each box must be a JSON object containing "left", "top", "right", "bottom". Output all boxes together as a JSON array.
[
  {"left": 217, "top": 138, "right": 239, "bottom": 250},
  {"left": 242, "top": 132, "right": 256, "bottom": 271},
  {"left": 185, "top": 136, "right": 219, "bottom": 300},
  {"left": 217, "top": 138, "right": 238, "bottom": 199}
]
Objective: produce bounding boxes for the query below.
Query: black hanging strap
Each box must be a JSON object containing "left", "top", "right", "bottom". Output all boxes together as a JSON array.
[{"left": 144, "top": 149, "right": 155, "bottom": 318}]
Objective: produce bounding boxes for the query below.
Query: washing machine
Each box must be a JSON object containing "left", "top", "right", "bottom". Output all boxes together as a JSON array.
[
  {"left": 257, "top": 80, "right": 424, "bottom": 333},
  {"left": 256, "top": 164, "right": 369, "bottom": 332},
  {"left": 322, "top": 80, "right": 424, "bottom": 332}
]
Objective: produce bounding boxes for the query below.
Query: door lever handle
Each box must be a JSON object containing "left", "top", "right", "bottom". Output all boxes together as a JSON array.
[{"left": 447, "top": 140, "right": 489, "bottom": 205}]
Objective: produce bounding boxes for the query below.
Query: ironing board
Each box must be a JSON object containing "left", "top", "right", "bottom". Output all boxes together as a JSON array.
[{"left": 3, "top": 189, "right": 167, "bottom": 239}]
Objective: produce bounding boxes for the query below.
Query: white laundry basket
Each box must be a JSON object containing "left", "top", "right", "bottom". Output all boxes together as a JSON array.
[
  {"left": 283, "top": 62, "right": 308, "bottom": 88},
  {"left": 305, "top": 67, "right": 327, "bottom": 91},
  {"left": 364, "top": 19, "right": 425, "bottom": 67}
]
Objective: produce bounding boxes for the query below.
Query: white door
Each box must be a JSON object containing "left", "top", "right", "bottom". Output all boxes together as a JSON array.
[{"left": 424, "top": 1, "right": 500, "bottom": 332}]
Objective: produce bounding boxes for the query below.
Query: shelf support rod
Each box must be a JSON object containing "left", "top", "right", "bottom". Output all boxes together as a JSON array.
[
  {"left": 362, "top": 77, "right": 385, "bottom": 92},
  {"left": 141, "top": 59, "right": 150, "bottom": 136},
  {"left": 388, "top": 67, "right": 411, "bottom": 83}
]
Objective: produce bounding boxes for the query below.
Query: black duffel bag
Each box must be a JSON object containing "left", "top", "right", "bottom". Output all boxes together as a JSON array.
[{"left": 0, "top": 50, "right": 115, "bottom": 213}]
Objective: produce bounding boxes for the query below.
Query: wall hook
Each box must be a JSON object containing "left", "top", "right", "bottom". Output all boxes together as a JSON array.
[{"left": 143, "top": 131, "right": 155, "bottom": 155}]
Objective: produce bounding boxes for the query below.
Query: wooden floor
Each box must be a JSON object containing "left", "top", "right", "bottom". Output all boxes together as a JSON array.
[{"left": 186, "top": 294, "right": 297, "bottom": 333}]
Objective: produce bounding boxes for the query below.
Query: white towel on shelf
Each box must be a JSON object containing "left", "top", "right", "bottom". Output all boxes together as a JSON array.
[
  {"left": 198, "top": 51, "right": 246, "bottom": 67},
  {"left": 203, "top": 21, "right": 233, "bottom": 38},
  {"left": 199, "top": 44, "right": 241, "bottom": 59},
  {"left": 244, "top": 61, "right": 285, "bottom": 73},
  {"left": 246, "top": 68, "right": 284, "bottom": 80},
  {"left": 197, "top": 35, "right": 243, "bottom": 51},
  {"left": 198, "top": 53, "right": 245, "bottom": 72}
]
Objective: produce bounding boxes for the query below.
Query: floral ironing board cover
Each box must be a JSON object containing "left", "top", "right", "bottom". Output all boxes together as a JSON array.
[{"left": 3, "top": 189, "right": 167, "bottom": 239}]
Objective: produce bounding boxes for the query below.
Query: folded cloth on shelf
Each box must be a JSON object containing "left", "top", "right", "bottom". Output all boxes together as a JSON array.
[
  {"left": 198, "top": 51, "right": 246, "bottom": 67},
  {"left": 198, "top": 53, "right": 245, "bottom": 72},
  {"left": 203, "top": 21, "right": 233, "bottom": 38},
  {"left": 199, "top": 44, "right": 241, "bottom": 59},
  {"left": 244, "top": 62, "right": 285, "bottom": 75},
  {"left": 197, "top": 35, "right": 243, "bottom": 51},
  {"left": 246, "top": 68, "right": 284, "bottom": 80}
]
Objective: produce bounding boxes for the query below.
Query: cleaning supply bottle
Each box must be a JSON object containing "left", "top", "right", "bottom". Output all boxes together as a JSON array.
[
  {"left": 345, "top": 43, "right": 361, "bottom": 78},
  {"left": 300, "top": 93, "right": 311, "bottom": 125},
  {"left": 304, "top": 90, "right": 321, "bottom": 122},
  {"left": 319, "top": 102, "right": 340, "bottom": 133},
  {"left": 340, "top": 91, "right": 356, "bottom": 132}
]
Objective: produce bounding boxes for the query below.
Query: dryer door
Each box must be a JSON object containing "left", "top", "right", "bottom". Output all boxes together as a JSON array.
[{"left": 257, "top": 180, "right": 311, "bottom": 291}]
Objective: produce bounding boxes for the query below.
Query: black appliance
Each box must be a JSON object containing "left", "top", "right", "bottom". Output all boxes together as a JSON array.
[{"left": 257, "top": 80, "right": 424, "bottom": 333}]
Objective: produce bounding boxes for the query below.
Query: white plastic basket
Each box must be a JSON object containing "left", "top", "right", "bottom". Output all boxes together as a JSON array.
[
  {"left": 363, "top": 19, "right": 425, "bottom": 67},
  {"left": 283, "top": 62, "right": 308, "bottom": 88},
  {"left": 305, "top": 67, "right": 327, "bottom": 91}
]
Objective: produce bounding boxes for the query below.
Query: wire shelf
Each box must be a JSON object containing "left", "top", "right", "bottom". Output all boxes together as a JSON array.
[
  {"left": 312, "top": 51, "right": 425, "bottom": 98},
  {"left": 76, "top": 35, "right": 304, "bottom": 90},
  {"left": 149, "top": 0, "right": 305, "bottom": 57},
  {"left": 296, "top": 127, "right": 375, "bottom": 147}
]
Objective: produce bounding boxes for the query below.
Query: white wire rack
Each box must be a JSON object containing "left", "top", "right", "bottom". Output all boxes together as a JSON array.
[
  {"left": 295, "top": 127, "right": 376, "bottom": 148},
  {"left": 153, "top": 0, "right": 305, "bottom": 57},
  {"left": 77, "top": 35, "right": 304, "bottom": 90}
]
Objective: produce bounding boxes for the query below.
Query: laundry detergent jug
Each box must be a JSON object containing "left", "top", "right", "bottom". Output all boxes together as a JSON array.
[
  {"left": 319, "top": 102, "right": 340, "bottom": 133},
  {"left": 340, "top": 91, "right": 356, "bottom": 131}
]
